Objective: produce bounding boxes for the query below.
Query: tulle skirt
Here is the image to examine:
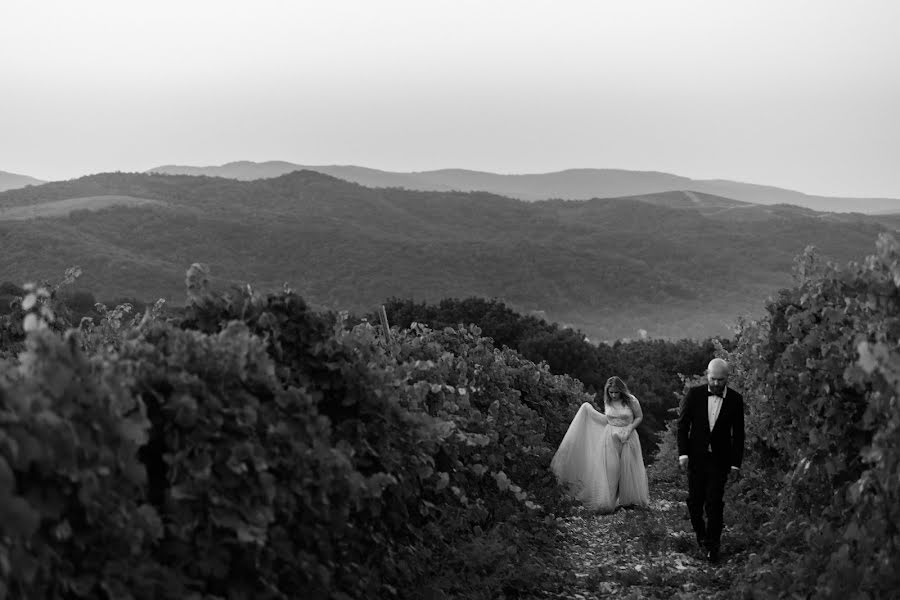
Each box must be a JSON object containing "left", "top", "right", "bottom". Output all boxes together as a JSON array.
[{"left": 550, "top": 402, "right": 650, "bottom": 513}]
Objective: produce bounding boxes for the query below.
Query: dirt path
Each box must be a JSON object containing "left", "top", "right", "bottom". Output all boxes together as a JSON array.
[{"left": 538, "top": 481, "right": 745, "bottom": 599}]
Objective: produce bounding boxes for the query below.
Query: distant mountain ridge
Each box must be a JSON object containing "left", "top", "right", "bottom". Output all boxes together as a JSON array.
[
  {"left": 0, "top": 170, "right": 889, "bottom": 340},
  {"left": 148, "top": 161, "right": 900, "bottom": 214},
  {"left": 0, "top": 170, "right": 44, "bottom": 192}
]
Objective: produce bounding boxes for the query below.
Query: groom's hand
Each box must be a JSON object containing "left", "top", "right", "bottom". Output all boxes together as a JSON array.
[
  {"left": 678, "top": 455, "right": 688, "bottom": 470},
  {"left": 729, "top": 467, "right": 741, "bottom": 483}
]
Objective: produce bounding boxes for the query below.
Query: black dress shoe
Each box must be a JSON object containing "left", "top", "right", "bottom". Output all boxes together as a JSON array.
[{"left": 706, "top": 548, "right": 720, "bottom": 563}]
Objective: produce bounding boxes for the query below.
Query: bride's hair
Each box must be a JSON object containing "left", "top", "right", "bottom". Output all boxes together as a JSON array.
[{"left": 603, "top": 376, "right": 631, "bottom": 406}]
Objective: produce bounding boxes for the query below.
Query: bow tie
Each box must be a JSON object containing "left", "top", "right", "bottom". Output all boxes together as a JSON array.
[{"left": 708, "top": 393, "right": 723, "bottom": 399}]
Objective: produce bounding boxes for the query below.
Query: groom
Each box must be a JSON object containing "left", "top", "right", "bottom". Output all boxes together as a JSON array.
[{"left": 677, "top": 358, "right": 745, "bottom": 563}]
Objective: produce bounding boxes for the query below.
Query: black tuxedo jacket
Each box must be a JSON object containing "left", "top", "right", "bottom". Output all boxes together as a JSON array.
[{"left": 677, "top": 384, "right": 745, "bottom": 470}]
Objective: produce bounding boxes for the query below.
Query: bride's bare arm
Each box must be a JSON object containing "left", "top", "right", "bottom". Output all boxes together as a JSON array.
[{"left": 626, "top": 396, "right": 643, "bottom": 438}]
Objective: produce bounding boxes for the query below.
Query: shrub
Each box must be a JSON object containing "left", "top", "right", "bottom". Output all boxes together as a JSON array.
[
  {"left": 723, "top": 236, "right": 900, "bottom": 598},
  {"left": 0, "top": 265, "right": 586, "bottom": 599}
]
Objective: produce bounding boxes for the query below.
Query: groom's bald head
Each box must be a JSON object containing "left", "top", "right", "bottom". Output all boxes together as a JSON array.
[
  {"left": 707, "top": 358, "right": 729, "bottom": 394},
  {"left": 707, "top": 358, "right": 729, "bottom": 376}
]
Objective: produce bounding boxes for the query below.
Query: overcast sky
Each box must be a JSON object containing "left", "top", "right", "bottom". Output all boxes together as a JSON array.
[{"left": 2, "top": 0, "right": 899, "bottom": 197}]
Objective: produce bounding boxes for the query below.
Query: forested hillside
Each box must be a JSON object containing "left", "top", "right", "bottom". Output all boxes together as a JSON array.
[{"left": 0, "top": 171, "right": 889, "bottom": 340}]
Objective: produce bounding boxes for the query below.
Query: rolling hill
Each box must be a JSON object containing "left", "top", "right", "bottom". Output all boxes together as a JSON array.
[
  {"left": 0, "top": 170, "right": 44, "bottom": 192},
  {"left": 147, "top": 161, "right": 900, "bottom": 214},
  {"left": 0, "top": 195, "right": 164, "bottom": 220},
  {"left": 0, "top": 171, "right": 889, "bottom": 340}
]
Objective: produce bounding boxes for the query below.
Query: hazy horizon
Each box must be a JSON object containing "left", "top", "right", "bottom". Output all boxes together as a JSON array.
[{"left": 3, "top": 0, "right": 899, "bottom": 198}]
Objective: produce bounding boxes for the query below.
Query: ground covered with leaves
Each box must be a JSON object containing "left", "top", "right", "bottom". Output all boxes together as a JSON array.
[{"left": 539, "top": 478, "right": 750, "bottom": 600}]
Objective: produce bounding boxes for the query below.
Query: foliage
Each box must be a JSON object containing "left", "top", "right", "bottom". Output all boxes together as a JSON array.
[
  {"left": 646, "top": 421, "right": 683, "bottom": 486},
  {"left": 0, "top": 282, "right": 25, "bottom": 316},
  {"left": 382, "top": 296, "right": 613, "bottom": 391},
  {"left": 56, "top": 289, "right": 97, "bottom": 318},
  {"left": 719, "top": 235, "right": 900, "bottom": 598},
  {"left": 78, "top": 298, "right": 167, "bottom": 354},
  {"left": 0, "top": 316, "right": 167, "bottom": 598},
  {"left": 381, "top": 296, "right": 721, "bottom": 463},
  {"left": 0, "top": 265, "right": 592, "bottom": 599},
  {"left": 0, "top": 268, "right": 84, "bottom": 358}
]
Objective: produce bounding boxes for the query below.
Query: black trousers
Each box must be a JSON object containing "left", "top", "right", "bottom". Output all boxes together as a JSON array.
[{"left": 687, "top": 453, "right": 729, "bottom": 551}]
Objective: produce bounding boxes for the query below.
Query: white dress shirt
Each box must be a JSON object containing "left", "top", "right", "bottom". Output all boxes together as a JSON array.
[{"left": 708, "top": 387, "right": 726, "bottom": 431}]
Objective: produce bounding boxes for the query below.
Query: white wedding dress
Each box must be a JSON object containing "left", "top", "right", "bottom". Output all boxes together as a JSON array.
[{"left": 550, "top": 399, "right": 649, "bottom": 512}]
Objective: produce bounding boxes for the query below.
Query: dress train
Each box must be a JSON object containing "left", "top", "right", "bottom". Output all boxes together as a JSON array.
[{"left": 551, "top": 400, "right": 649, "bottom": 512}]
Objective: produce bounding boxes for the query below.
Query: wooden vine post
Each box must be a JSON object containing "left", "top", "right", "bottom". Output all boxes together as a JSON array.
[{"left": 379, "top": 304, "right": 393, "bottom": 353}]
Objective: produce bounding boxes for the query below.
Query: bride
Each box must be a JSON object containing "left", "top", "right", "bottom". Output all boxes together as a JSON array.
[{"left": 551, "top": 376, "right": 650, "bottom": 512}]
